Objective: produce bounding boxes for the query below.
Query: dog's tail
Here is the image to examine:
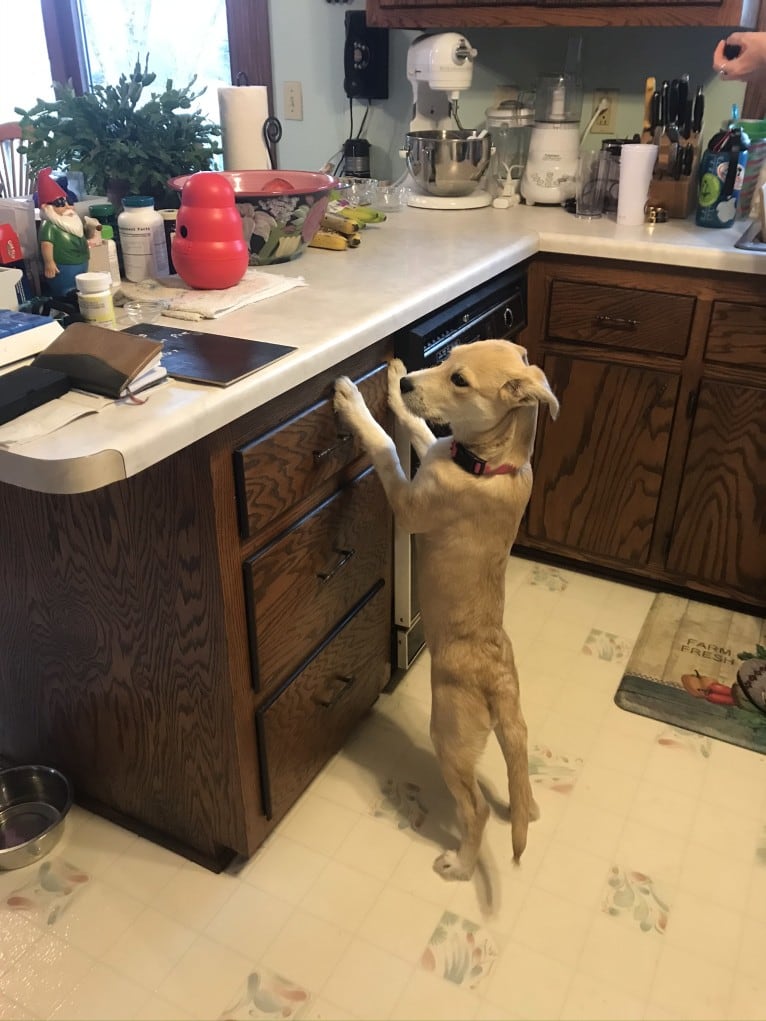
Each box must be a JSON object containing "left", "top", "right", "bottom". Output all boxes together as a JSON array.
[{"left": 493, "top": 702, "right": 531, "bottom": 865}]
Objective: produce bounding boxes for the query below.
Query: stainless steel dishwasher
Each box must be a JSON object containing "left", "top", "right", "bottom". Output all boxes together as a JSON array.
[{"left": 390, "top": 265, "right": 528, "bottom": 673}]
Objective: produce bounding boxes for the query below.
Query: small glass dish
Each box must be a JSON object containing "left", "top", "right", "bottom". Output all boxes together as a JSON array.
[
  {"left": 374, "top": 183, "right": 407, "bottom": 212},
  {"left": 118, "top": 300, "right": 169, "bottom": 327}
]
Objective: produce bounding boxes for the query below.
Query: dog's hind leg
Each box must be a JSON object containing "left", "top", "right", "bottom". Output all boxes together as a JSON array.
[
  {"left": 430, "top": 686, "right": 491, "bottom": 881},
  {"left": 493, "top": 690, "right": 537, "bottom": 865}
]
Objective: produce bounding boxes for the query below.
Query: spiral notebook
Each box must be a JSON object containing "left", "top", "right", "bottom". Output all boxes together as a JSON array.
[{"left": 122, "top": 324, "right": 295, "bottom": 387}]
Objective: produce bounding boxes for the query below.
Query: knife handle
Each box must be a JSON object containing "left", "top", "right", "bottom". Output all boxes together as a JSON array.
[
  {"left": 668, "top": 79, "right": 680, "bottom": 126},
  {"left": 659, "top": 80, "right": 670, "bottom": 127},
  {"left": 692, "top": 87, "right": 704, "bottom": 134},
  {"left": 650, "top": 91, "right": 661, "bottom": 132},
  {"left": 643, "top": 76, "right": 656, "bottom": 132}
]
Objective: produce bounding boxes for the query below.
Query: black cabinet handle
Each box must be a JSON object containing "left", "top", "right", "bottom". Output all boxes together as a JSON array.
[
  {"left": 317, "top": 547, "right": 355, "bottom": 583},
  {"left": 595, "top": 314, "right": 639, "bottom": 330},
  {"left": 316, "top": 673, "right": 356, "bottom": 709},
  {"left": 313, "top": 432, "right": 352, "bottom": 463}
]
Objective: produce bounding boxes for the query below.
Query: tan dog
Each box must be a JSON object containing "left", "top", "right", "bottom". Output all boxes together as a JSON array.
[{"left": 334, "top": 339, "right": 559, "bottom": 880}]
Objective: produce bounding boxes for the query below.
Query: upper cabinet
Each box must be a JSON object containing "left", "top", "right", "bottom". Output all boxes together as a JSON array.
[{"left": 366, "top": 0, "right": 760, "bottom": 29}]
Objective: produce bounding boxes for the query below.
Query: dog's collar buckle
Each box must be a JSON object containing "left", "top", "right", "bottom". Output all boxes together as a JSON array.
[{"left": 450, "top": 440, "right": 518, "bottom": 477}]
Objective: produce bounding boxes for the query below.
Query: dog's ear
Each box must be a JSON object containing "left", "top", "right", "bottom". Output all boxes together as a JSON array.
[{"left": 503, "top": 366, "right": 560, "bottom": 420}]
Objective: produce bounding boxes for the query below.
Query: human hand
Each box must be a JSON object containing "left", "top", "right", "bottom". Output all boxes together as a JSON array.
[{"left": 713, "top": 32, "right": 766, "bottom": 82}]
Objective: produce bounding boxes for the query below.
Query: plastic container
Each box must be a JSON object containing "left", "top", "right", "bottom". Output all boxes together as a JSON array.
[
  {"left": 75, "top": 271, "right": 116, "bottom": 327},
  {"left": 118, "top": 196, "right": 169, "bottom": 282},
  {"left": 89, "top": 202, "right": 123, "bottom": 276}
]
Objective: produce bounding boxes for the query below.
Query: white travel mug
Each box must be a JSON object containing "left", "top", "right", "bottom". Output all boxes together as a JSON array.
[{"left": 617, "top": 144, "right": 658, "bottom": 225}]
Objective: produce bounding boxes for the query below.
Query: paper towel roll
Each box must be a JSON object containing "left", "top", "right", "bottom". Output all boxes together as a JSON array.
[
  {"left": 617, "top": 144, "right": 658, "bottom": 226},
  {"left": 218, "top": 86, "right": 271, "bottom": 171}
]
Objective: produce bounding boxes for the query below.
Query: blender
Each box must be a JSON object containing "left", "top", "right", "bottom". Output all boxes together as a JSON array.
[
  {"left": 520, "top": 73, "right": 583, "bottom": 205},
  {"left": 402, "top": 33, "right": 493, "bottom": 210},
  {"left": 485, "top": 98, "right": 534, "bottom": 208}
]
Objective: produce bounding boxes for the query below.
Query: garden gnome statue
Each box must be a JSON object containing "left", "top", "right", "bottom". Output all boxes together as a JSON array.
[{"left": 37, "top": 167, "right": 89, "bottom": 297}]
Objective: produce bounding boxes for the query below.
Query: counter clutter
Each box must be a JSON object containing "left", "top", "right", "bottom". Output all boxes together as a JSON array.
[{"left": 1, "top": 202, "right": 764, "bottom": 494}]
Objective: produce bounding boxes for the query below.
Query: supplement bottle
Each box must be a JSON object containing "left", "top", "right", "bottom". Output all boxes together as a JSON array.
[
  {"left": 75, "top": 271, "right": 116, "bottom": 327},
  {"left": 118, "top": 196, "right": 170, "bottom": 282}
]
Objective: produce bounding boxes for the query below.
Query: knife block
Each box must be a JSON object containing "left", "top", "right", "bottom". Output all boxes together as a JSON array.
[{"left": 646, "top": 140, "right": 700, "bottom": 219}]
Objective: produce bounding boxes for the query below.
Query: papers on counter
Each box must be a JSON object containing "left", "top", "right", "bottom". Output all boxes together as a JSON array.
[{"left": 0, "top": 390, "right": 111, "bottom": 448}]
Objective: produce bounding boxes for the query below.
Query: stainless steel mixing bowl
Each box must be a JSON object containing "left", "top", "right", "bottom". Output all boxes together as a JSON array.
[
  {"left": 0, "top": 765, "right": 72, "bottom": 870},
  {"left": 404, "top": 130, "right": 492, "bottom": 198}
]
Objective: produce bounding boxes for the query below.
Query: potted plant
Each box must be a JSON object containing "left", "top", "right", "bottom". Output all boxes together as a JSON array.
[{"left": 15, "top": 56, "right": 222, "bottom": 210}]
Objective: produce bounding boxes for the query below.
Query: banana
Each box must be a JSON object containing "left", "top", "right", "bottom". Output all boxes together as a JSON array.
[
  {"left": 309, "top": 229, "right": 349, "bottom": 251},
  {"left": 339, "top": 206, "right": 387, "bottom": 224},
  {"left": 346, "top": 232, "right": 362, "bottom": 248},
  {"left": 321, "top": 212, "right": 360, "bottom": 236}
]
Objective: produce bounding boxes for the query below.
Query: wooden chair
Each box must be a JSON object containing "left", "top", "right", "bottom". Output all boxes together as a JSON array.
[{"left": 0, "top": 122, "right": 33, "bottom": 198}]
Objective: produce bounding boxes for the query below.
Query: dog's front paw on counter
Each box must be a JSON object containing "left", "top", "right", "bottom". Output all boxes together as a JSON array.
[{"left": 333, "top": 375, "right": 363, "bottom": 418}]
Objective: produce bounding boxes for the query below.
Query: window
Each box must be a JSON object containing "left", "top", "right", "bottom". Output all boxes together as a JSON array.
[{"left": 5, "top": 0, "right": 272, "bottom": 125}]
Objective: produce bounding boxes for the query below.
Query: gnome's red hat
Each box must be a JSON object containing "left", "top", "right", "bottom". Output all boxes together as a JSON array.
[{"left": 37, "top": 168, "right": 67, "bottom": 206}]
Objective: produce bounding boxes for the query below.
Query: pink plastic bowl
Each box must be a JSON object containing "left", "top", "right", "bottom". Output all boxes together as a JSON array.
[{"left": 168, "top": 170, "right": 342, "bottom": 265}]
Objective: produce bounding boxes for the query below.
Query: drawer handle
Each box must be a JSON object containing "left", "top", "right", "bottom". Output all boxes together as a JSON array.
[
  {"left": 313, "top": 432, "right": 353, "bottom": 464},
  {"left": 317, "top": 547, "right": 356, "bottom": 583},
  {"left": 317, "top": 673, "right": 356, "bottom": 709},
  {"left": 503, "top": 306, "right": 514, "bottom": 329},
  {"left": 594, "top": 314, "right": 638, "bottom": 330}
]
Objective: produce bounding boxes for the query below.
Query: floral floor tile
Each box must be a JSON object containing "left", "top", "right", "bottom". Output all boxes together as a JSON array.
[
  {"left": 528, "top": 744, "right": 583, "bottom": 794},
  {"left": 655, "top": 725, "right": 713, "bottom": 758},
  {"left": 420, "top": 910, "right": 498, "bottom": 990},
  {"left": 582, "top": 628, "right": 633, "bottom": 663},
  {"left": 372, "top": 778, "right": 428, "bottom": 832},
  {"left": 4, "top": 857, "right": 90, "bottom": 926},
  {"left": 219, "top": 968, "right": 312, "bottom": 1020},
  {"left": 602, "top": 864, "right": 670, "bottom": 935},
  {"left": 527, "top": 564, "right": 569, "bottom": 591}
]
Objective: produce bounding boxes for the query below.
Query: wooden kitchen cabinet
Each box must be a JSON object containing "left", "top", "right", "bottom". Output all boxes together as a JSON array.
[
  {"left": 0, "top": 340, "right": 393, "bottom": 869},
  {"left": 521, "top": 254, "right": 766, "bottom": 613},
  {"left": 366, "top": 0, "right": 758, "bottom": 29}
]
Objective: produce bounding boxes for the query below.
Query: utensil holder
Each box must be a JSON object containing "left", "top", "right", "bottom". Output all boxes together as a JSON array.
[{"left": 646, "top": 138, "right": 700, "bottom": 219}]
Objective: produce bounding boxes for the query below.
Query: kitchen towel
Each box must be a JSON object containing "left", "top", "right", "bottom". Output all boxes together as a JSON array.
[
  {"left": 218, "top": 86, "right": 271, "bottom": 171},
  {"left": 115, "top": 268, "right": 305, "bottom": 321}
]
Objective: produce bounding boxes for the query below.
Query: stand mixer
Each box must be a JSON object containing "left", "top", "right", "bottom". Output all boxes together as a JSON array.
[{"left": 402, "top": 33, "right": 493, "bottom": 209}]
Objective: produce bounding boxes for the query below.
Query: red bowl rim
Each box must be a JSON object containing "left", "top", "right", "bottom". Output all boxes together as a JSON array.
[{"left": 168, "top": 170, "right": 344, "bottom": 197}]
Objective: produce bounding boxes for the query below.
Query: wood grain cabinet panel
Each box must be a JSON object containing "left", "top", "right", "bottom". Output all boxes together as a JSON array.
[
  {"left": 666, "top": 380, "right": 766, "bottom": 601},
  {"left": 526, "top": 355, "right": 678, "bottom": 564},
  {"left": 706, "top": 302, "right": 766, "bottom": 369},
  {"left": 234, "top": 365, "right": 388, "bottom": 539},
  {"left": 548, "top": 280, "right": 693, "bottom": 356},
  {"left": 366, "top": 0, "right": 757, "bottom": 28},
  {"left": 256, "top": 586, "right": 389, "bottom": 825},
  {"left": 244, "top": 467, "right": 390, "bottom": 693}
]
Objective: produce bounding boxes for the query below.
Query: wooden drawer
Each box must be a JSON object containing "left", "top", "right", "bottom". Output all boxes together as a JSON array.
[
  {"left": 244, "top": 467, "right": 390, "bottom": 693},
  {"left": 548, "top": 280, "right": 693, "bottom": 356},
  {"left": 706, "top": 302, "right": 766, "bottom": 371},
  {"left": 255, "top": 584, "right": 388, "bottom": 823},
  {"left": 234, "top": 364, "right": 388, "bottom": 538}
]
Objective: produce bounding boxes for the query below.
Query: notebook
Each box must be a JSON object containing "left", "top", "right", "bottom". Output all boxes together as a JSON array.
[
  {"left": 0, "top": 310, "right": 64, "bottom": 368},
  {"left": 33, "top": 322, "right": 166, "bottom": 399},
  {"left": 122, "top": 324, "right": 295, "bottom": 387}
]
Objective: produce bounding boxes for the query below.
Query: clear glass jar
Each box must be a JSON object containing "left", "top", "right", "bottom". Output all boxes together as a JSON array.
[{"left": 485, "top": 100, "right": 534, "bottom": 202}]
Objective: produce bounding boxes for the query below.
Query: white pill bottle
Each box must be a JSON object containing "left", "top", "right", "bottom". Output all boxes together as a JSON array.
[
  {"left": 75, "top": 271, "right": 116, "bottom": 327},
  {"left": 117, "top": 196, "right": 170, "bottom": 282}
]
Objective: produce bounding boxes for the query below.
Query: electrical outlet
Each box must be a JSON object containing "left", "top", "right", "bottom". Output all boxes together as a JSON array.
[
  {"left": 284, "top": 81, "right": 303, "bottom": 121},
  {"left": 591, "top": 89, "right": 618, "bottom": 134}
]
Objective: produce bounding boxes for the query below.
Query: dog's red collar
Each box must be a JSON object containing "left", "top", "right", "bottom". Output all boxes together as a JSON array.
[{"left": 450, "top": 440, "right": 518, "bottom": 477}]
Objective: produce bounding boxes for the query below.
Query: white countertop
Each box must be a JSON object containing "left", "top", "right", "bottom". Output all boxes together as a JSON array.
[{"left": 2, "top": 204, "right": 762, "bottom": 495}]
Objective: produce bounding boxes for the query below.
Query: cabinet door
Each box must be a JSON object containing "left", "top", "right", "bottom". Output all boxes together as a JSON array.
[
  {"left": 666, "top": 380, "right": 766, "bottom": 601},
  {"left": 244, "top": 467, "right": 390, "bottom": 693},
  {"left": 526, "top": 355, "right": 678, "bottom": 565}
]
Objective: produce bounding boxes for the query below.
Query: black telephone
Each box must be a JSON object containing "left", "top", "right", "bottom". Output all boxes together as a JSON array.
[{"left": 343, "top": 11, "right": 389, "bottom": 100}]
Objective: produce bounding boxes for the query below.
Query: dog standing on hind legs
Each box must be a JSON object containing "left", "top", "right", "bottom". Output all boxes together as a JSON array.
[{"left": 334, "top": 339, "right": 559, "bottom": 880}]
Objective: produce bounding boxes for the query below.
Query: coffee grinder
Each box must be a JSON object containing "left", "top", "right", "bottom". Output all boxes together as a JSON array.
[{"left": 520, "top": 72, "right": 583, "bottom": 205}]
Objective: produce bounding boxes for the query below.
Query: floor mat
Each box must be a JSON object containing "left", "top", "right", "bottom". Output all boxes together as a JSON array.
[{"left": 615, "top": 593, "right": 766, "bottom": 754}]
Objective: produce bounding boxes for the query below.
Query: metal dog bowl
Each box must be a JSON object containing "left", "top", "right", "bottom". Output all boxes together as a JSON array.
[
  {"left": 0, "top": 765, "right": 73, "bottom": 870},
  {"left": 403, "top": 130, "right": 492, "bottom": 198}
]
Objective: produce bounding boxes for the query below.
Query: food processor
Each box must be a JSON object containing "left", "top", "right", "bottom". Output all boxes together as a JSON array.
[
  {"left": 401, "top": 33, "right": 493, "bottom": 209},
  {"left": 485, "top": 98, "right": 534, "bottom": 208},
  {"left": 520, "top": 73, "right": 583, "bottom": 206}
]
